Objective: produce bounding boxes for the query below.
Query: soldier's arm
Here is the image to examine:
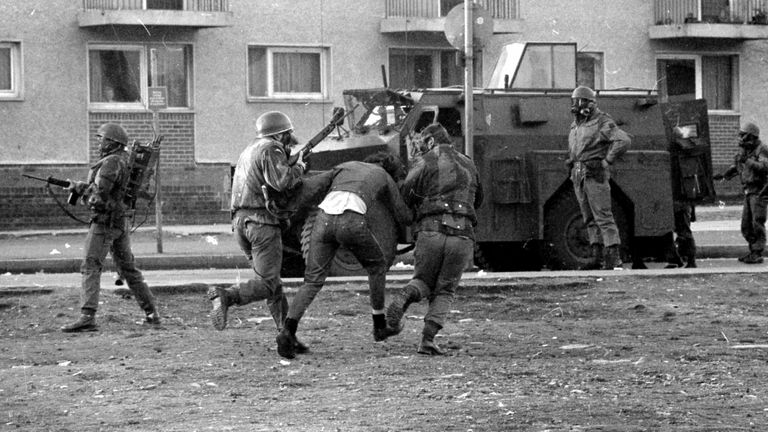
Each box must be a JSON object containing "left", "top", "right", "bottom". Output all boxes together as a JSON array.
[
  {"left": 400, "top": 157, "right": 426, "bottom": 209},
  {"left": 746, "top": 146, "right": 768, "bottom": 173},
  {"left": 601, "top": 118, "right": 631, "bottom": 164},
  {"left": 383, "top": 174, "right": 413, "bottom": 226},
  {"left": 261, "top": 146, "right": 304, "bottom": 193}
]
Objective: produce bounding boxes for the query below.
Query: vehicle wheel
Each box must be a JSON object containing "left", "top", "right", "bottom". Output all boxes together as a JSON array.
[
  {"left": 543, "top": 189, "right": 630, "bottom": 270},
  {"left": 300, "top": 202, "right": 399, "bottom": 277}
]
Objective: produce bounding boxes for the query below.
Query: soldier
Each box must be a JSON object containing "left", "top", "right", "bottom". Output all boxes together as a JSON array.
[
  {"left": 714, "top": 122, "right": 768, "bottom": 264},
  {"left": 276, "top": 152, "right": 412, "bottom": 359},
  {"left": 565, "top": 86, "right": 631, "bottom": 270},
  {"left": 385, "top": 124, "right": 483, "bottom": 356},
  {"left": 61, "top": 123, "right": 160, "bottom": 332},
  {"left": 208, "top": 111, "right": 308, "bottom": 348}
]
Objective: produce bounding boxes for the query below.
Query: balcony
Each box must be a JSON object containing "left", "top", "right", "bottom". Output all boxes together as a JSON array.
[
  {"left": 78, "top": 0, "right": 233, "bottom": 28},
  {"left": 650, "top": 0, "right": 768, "bottom": 39},
  {"left": 381, "top": 0, "right": 522, "bottom": 34}
]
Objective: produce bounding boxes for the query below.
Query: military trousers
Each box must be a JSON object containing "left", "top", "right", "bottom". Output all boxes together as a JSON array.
[
  {"left": 573, "top": 173, "right": 621, "bottom": 247},
  {"left": 741, "top": 193, "right": 768, "bottom": 252},
  {"left": 407, "top": 230, "right": 473, "bottom": 328},
  {"left": 233, "top": 217, "right": 286, "bottom": 323},
  {"left": 80, "top": 218, "right": 154, "bottom": 314},
  {"left": 289, "top": 210, "right": 389, "bottom": 321}
]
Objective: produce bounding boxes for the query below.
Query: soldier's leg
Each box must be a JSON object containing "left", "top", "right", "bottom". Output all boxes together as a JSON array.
[
  {"left": 111, "top": 220, "right": 157, "bottom": 321},
  {"left": 386, "top": 231, "right": 439, "bottom": 333},
  {"left": 584, "top": 178, "right": 621, "bottom": 268},
  {"left": 419, "top": 235, "right": 473, "bottom": 356},
  {"left": 62, "top": 222, "right": 112, "bottom": 332},
  {"left": 744, "top": 195, "right": 767, "bottom": 264},
  {"left": 574, "top": 179, "right": 601, "bottom": 245},
  {"left": 740, "top": 195, "right": 754, "bottom": 258}
]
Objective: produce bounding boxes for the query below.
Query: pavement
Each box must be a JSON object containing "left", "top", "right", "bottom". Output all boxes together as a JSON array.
[{"left": 1, "top": 204, "right": 767, "bottom": 292}]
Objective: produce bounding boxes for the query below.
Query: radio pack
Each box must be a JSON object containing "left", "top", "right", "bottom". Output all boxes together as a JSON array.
[{"left": 124, "top": 135, "right": 162, "bottom": 210}]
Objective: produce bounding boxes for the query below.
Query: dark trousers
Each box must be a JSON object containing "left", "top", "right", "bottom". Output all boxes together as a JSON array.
[
  {"left": 289, "top": 210, "right": 389, "bottom": 321},
  {"left": 741, "top": 193, "right": 768, "bottom": 252}
]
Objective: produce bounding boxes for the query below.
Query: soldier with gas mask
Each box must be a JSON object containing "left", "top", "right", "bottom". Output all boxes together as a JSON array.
[
  {"left": 714, "top": 122, "right": 768, "bottom": 264},
  {"left": 209, "top": 111, "right": 310, "bottom": 351},
  {"left": 565, "top": 86, "right": 631, "bottom": 270},
  {"left": 61, "top": 123, "right": 160, "bottom": 332}
]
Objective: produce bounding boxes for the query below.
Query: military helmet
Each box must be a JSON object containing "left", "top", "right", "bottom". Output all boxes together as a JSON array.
[
  {"left": 571, "top": 86, "right": 597, "bottom": 101},
  {"left": 255, "top": 111, "right": 294, "bottom": 138},
  {"left": 740, "top": 122, "right": 760, "bottom": 138},
  {"left": 96, "top": 123, "right": 128, "bottom": 145}
]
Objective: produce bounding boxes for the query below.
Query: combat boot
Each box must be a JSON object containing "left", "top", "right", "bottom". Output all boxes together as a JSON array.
[
  {"left": 743, "top": 250, "right": 764, "bottom": 264},
  {"left": 602, "top": 245, "right": 623, "bottom": 270},
  {"left": 417, "top": 320, "right": 445, "bottom": 355},
  {"left": 372, "top": 313, "right": 400, "bottom": 341},
  {"left": 61, "top": 313, "right": 98, "bottom": 333},
  {"left": 208, "top": 286, "right": 240, "bottom": 331},
  {"left": 580, "top": 244, "right": 604, "bottom": 270},
  {"left": 144, "top": 309, "right": 161, "bottom": 325},
  {"left": 385, "top": 285, "right": 421, "bottom": 333},
  {"left": 276, "top": 318, "right": 299, "bottom": 359},
  {"left": 680, "top": 238, "right": 697, "bottom": 268}
]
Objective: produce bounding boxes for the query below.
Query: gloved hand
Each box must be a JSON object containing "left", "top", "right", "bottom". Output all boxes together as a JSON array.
[
  {"left": 713, "top": 173, "right": 725, "bottom": 181},
  {"left": 67, "top": 180, "right": 88, "bottom": 195},
  {"left": 601, "top": 159, "right": 611, "bottom": 169},
  {"left": 745, "top": 158, "right": 760, "bottom": 169}
]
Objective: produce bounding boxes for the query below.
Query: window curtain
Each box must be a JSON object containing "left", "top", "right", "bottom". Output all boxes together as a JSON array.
[
  {"left": 273, "top": 52, "right": 321, "bottom": 94},
  {"left": 248, "top": 47, "right": 267, "bottom": 97},
  {"left": 150, "top": 46, "right": 188, "bottom": 107},
  {"left": 702, "top": 56, "right": 732, "bottom": 110}
]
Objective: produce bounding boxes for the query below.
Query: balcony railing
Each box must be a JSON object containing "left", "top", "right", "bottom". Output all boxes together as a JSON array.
[
  {"left": 82, "top": 0, "right": 229, "bottom": 12},
  {"left": 79, "top": 0, "right": 231, "bottom": 27},
  {"left": 385, "top": 0, "right": 518, "bottom": 20},
  {"left": 653, "top": 0, "right": 768, "bottom": 25}
]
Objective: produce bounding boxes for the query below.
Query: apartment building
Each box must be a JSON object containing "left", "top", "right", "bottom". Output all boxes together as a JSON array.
[{"left": 2, "top": 0, "right": 767, "bottom": 228}]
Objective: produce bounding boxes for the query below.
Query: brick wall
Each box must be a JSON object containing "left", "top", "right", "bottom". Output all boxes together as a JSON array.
[{"left": 709, "top": 113, "right": 744, "bottom": 200}]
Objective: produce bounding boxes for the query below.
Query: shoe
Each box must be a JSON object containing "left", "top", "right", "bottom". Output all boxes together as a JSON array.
[
  {"left": 580, "top": 244, "right": 604, "bottom": 270},
  {"left": 294, "top": 339, "right": 310, "bottom": 354},
  {"left": 738, "top": 252, "right": 751, "bottom": 262},
  {"left": 743, "top": 251, "right": 764, "bottom": 264},
  {"left": 61, "top": 314, "right": 98, "bottom": 333},
  {"left": 276, "top": 328, "right": 297, "bottom": 359},
  {"left": 373, "top": 325, "right": 402, "bottom": 342},
  {"left": 144, "top": 310, "right": 161, "bottom": 325},
  {"left": 208, "top": 287, "right": 230, "bottom": 331},
  {"left": 417, "top": 339, "right": 445, "bottom": 356},
  {"left": 602, "top": 245, "right": 623, "bottom": 270}
]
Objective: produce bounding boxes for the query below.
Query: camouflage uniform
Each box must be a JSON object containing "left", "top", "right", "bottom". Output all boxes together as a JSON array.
[
  {"left": 225, "top": 136, "right": 304, "bottom": 329},
  {"left": 75, "top": 148, "right": 156, "bottom": 324},
  {"left": 567, "top": 108, "right": 631, "bottom": 267},
  {"left": 387, "top": 140, "right": 483, "bottom": 355},
  {"left": 720, "top": 140, "right": 768, "bottom": 258}
]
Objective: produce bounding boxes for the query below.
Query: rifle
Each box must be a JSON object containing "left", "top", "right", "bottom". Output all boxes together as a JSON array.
[
  {"left": 287, "top": 106, "right": 354, "bottom": 166},
  {"left": 23, "top": 174, "right": 81, "bottom": 205}
]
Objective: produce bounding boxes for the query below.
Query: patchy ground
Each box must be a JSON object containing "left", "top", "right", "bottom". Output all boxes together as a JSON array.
[{"left": 2, "top": 273, "right": 768, "bottom": 431}]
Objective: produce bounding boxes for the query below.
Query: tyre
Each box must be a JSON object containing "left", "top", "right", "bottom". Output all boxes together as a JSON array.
[{"left": 543, "top": 188, "right": 630, "bottom": 270}]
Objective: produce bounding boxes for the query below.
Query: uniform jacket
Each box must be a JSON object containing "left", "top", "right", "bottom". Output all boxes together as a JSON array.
[
  {"left": 723, "top": 140, "right": 768, "bottom": 194},
  {"left": 85, "top": 149, "right": 129, "bottom": 225},
  {"left": 402, "top": 143, "right": 483, "bottom": 237},
  {"left": 568, "top": 108, "right": 631, "bottom": 164},
  {"left": 327, "top": 161, "right": 413, "bottom": 226},
  {"left": 231, "top": 137, "right": 304, "bottom": 224}
]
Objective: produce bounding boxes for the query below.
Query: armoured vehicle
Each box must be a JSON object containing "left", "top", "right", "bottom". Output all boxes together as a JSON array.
[{"left": 282, "top": 41, "right": 715, "bottom": 274}]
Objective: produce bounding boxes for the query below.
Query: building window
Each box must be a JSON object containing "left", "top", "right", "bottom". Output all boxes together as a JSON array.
[
  {"left": 656, "top": 54, "right": 738, "bottom": 111},
  {"left": 577, "top": 52, "right": 603, "bottom": 90},
  {"left": 0, "top": 41, "right": 22, "bottom": 99},
  {"left": 389, "top": 48, "right": 480, "bottom": 88},
  {"left": 146, "top": 0, "right": 184, "bottom": 10},
  {"left": 88, "top": 44, "right": 191, "bottom": 108},
  {"left": 248, "top": 46, "right": 328, "bottom": 100}
]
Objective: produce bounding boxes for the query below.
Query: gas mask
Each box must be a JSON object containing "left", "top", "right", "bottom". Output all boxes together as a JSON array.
[
  {"left": 98, "top": 137, "right": 123, "bottom": 158},
  {"left": 570, "top": 98, "right": 594, "bottom": 118},
  {"left": 738, "top": 132, "right": 758, "bottom": 151}
]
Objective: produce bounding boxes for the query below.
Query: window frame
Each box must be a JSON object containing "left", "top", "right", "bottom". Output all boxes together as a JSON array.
[
  {"left": 576, "top": 51, "right": 604, "bottom": 90},
  {"left": 87, "top": 43, "right": 193, "bottom": 111},
  {"left": 247, "top": 44, "right": 330, "bottom": 102},
  {"left": 0, "top": 41, "right": 23, "bottom": 100},
  {"left": 656, "top": 52, "right": 739, "bottom": 114},
  {"left": 388, "top": 46, "right": 481, "bottom": 88}
]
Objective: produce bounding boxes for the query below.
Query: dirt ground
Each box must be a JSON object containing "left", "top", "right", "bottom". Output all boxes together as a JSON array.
[{"left": 3, "top": 273, "right": 768, "bottom": 431}]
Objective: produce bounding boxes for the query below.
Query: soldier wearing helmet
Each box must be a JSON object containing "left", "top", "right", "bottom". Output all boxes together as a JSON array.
[
  {"left": 61, "top": 123, "right": 160, "bottom": 332},
  {"left": 565, "top": 86, "right": 631, "bottom": 270},
  {"left": 714, "top": 121, "right": 768, "bottom": 264},
  {"left": 208, "top": 111, "right": 309, "bottom": 352}
]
